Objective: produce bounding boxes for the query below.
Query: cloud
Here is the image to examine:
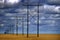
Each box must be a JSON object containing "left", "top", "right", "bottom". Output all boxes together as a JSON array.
[
  {"left": 15, "top": 8, "right": 27, "bottom": 14},
  {"left": 47, "top": 0, "right": 60, "bottom": 3},
  {"left": 46, "top": 0, "right": 60, "bottom": 5},
  {"left": 5, "top": 13, "right": 16, "bottom": 16},
  {"left": 54, "top": 6, "right": 60, "bottom": 13},
  {"left": 44, "top": 5, "right": 60, "bottom": 13},
  {"left": 0, "top": 24, "right": 4, "bottom": 27}
]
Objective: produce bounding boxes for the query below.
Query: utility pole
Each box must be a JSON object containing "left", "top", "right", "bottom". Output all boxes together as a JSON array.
[
  {"left": 37, "top": 0, "right": 40, "bottom": 37},
  {"left": 26, "top": 0, "right": 29, "bottom": 38},
  {"left": 15, "top": 16, "right": 18, "bottom": 35},
  {"left": 22, "top": 16, "right": 24, "bottom": 35}
]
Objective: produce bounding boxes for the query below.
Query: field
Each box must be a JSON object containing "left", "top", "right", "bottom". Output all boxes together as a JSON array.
[{"left": 0, "top": 34, "right": 60, "bottom": 40}]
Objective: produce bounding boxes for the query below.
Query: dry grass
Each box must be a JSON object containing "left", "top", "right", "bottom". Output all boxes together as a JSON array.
[{"left": 0, "top": 34, "right": 60, "bottom": 40}]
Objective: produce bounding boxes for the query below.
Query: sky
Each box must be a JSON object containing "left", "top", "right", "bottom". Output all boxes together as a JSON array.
[{"left": 0, "top": 0, "right": 60, "bottom": 34}]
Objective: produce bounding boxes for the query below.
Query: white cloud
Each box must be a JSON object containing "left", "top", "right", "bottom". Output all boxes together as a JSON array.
[
  {"left": 34, "top": 20, "right": 42, "bottom": 24},
  {"left": 0, "top": 24, "right": 4, "bottom": 27},
  {"left": 7, "top": 0, "right": 20, "bottom": 4},
  {"left": 10, "top": 17, "right": 16, "bottom": 19},
  {"left": 44, "top": 5, "right": 56, "bottom": 12},
  {"left": 5, "top": 13, "right": 16, "bottom": 16},
  {"left": 44, "top": 5, "right": 60, "bottom": 13},
  {"left": 40, "top": 16, "right": 46, "bottom": 19},
  {"left": 54, "top": 6, "right": 60, "bottom": 13},
  {"left": 15, "top": 8, "right": 27, "bottom": 14},
  {"left": 47, "top": 0, "right": 60, "bottom": 4}
]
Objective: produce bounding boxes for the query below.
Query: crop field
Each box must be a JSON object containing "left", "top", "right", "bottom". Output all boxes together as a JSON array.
[{"left": 0, "top": 34, "right": 60, "bottom": 40}]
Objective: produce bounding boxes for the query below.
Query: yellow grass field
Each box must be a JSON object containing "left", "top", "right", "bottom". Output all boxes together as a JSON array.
[{"left": 0, "top": 34, "right": 60, "bottom": 40}]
